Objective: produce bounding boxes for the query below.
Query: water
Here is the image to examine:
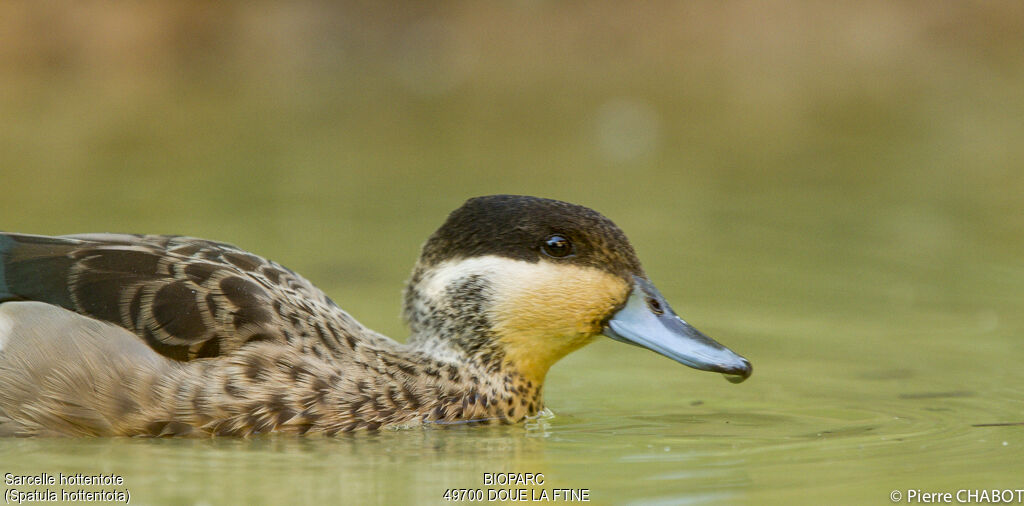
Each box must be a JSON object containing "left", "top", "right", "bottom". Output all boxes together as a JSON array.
[{"left": 2, "top": 3, "right": 1023, "bottom": 504}]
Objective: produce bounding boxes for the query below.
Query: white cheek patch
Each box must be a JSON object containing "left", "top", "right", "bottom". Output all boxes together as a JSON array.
[{"left": 421, "top": 256, "right": 551, "bottom": 300}]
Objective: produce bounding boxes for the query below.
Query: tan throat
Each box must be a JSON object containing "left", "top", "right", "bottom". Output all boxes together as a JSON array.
[{"left": 488, "top": 262, "right": 630, "bottom": 385}]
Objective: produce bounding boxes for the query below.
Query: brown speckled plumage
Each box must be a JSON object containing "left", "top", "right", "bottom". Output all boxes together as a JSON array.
[
  {"left": 0, "top": 196, "right": 642, "bottom": 437},
  {"left": 0, "top": 302, "right": 542, "bottom": 436}
]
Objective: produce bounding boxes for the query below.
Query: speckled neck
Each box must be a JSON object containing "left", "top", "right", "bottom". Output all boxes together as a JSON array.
[
  {"left": 399, "top": 262, "right": 546, "bottom": 424},
  {"left": 403, "top": 262, "right": 505, "bottom": 371}
]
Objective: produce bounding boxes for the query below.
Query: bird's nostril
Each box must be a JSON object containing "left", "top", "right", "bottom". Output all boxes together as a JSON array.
[{"left": 645, "top": 297, "right": 664, "bottom": 315}]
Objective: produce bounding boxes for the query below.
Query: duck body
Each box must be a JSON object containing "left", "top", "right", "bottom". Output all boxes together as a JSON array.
[{"left": 0, "top": 195, "right": 751, "bottom": 437}]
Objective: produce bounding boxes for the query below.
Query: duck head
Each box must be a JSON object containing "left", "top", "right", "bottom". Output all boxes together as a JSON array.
[{"left": 403, "top": 195, "right": 751, "bottom": 386}]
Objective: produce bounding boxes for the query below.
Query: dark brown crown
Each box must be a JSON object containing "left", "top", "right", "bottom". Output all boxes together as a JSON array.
[{"left": 418, "top": 195, "right": 644, "bottom": 279}]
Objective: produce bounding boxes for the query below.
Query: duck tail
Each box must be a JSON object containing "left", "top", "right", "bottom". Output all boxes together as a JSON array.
[
  {"left": 0, "top": 234, "right": 13, "bottom": 302},
  {"left": 0, "top": 233, "right": 81, "bottom": 306}
]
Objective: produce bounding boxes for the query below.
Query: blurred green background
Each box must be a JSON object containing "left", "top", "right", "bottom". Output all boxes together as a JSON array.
[{"left": 2, "top": 2, "right": 1023, "bottom": 505}]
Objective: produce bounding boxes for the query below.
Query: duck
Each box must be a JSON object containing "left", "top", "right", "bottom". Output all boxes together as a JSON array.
[{"left": 0, "top": 195, "right": 751, "bottom": 437}]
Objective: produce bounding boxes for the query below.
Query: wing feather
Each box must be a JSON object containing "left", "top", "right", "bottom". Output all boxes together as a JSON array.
[{"left": 0, "top": 232, "right": 375, "bottom": 361}]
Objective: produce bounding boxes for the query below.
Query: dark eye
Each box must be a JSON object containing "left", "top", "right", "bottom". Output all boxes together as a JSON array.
[{"left": 542, "top": 235, "right": 574, "bottom": 258}]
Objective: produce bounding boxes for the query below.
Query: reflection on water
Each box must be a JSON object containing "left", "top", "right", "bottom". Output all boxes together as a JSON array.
[{"left": 7, "top": 349, "right": 1020, "bottom": 505}]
